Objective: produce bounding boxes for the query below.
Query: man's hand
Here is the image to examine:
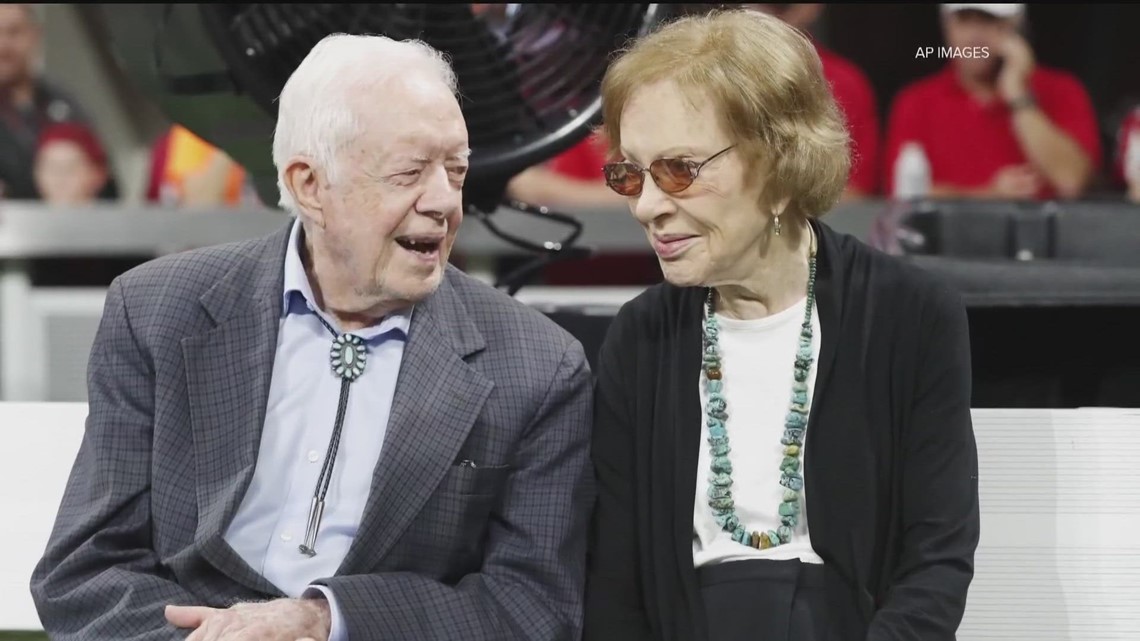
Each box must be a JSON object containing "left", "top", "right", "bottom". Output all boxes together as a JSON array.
[
  {"left": 996, "top": 32, "right": 1035, "bottom": 104},
  {"left": 165, "top": 598, "right": 331, "bottom": 641},
  {"left": 987, "top": 164, "right": 1042, "bottom": 199}
]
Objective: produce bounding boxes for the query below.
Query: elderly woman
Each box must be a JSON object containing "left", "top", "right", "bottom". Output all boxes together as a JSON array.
[{"left": 583, "top": 9, "right": 979, "bottom": 641}]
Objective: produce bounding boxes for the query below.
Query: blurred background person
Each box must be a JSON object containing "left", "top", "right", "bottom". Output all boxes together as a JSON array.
[
  {"left": 32, "top": 121, "right": 109, "bottom": 205},
  {"left": 508, "top": 3, "right": 882, "bottom": 208},
  {"left": 883, "top": 3, "right": 1101, "bottom": 200},
  {"left": 506, "top": 131, "right": 625, "bottom": 207},
  {"left": 1115, "top": 104, "right": 1140, "bottom": 203},
  {"left": 0, "top": 3, "right": 93, "bottom": 200},
  {"left": 735, "top": 3, "right": 881, "bottom": 201}
]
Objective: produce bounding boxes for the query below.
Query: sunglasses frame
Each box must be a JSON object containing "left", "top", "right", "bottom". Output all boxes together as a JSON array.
[{"left": 602, "top": 145, "right": 736, "bottom": 196}]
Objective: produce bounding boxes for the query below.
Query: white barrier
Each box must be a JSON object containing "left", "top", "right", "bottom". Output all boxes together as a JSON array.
[
  {"left": 1, "top": 405, "right": 1138, "bottom": 636},
  {"left": 0, "top": 402, "right": 87, "bottom": 631}
]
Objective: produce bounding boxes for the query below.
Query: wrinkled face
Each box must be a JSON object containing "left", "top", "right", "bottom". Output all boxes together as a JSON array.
[
  {"left": 312, "top": 75, "right": 469, "bottom": 311},
  {"left": 0, "top": 6, "right": 35, "bottom": 86},
  {"left": 617, "top": 79, "right": 772, "bottom": 288},
  {"left": 34, "top": 140, "right": 106, "bottom": 205},
  {"left": 942, "top": 9, "right": 1017, "bottom": 80}
]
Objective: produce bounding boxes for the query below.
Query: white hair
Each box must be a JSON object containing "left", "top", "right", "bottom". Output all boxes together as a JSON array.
[{"left": 272, "top": 33, "right": 459, "bottom": 213}]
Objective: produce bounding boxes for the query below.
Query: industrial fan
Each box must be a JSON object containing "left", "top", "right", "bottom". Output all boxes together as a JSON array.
[{"left": 94, "top": 3, "right": 667, "bottom": 294}]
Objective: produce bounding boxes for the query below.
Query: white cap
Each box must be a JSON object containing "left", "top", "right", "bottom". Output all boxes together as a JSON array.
[{"left": 941, "top": 4, "right": 1025, "bottom": 18}]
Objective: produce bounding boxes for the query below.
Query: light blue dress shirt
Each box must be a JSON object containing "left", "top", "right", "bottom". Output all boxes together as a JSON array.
[{"left": 223, "top": 218, "right": 410, "bottom": 640}]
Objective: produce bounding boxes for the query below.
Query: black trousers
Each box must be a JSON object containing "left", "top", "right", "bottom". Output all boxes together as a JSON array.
[{"left": 697, "top": 558, "right": 829, "bottom": 641}]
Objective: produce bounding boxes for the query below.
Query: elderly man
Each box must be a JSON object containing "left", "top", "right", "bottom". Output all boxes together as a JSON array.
[{"left": 31, "top": 34, "right": 594, "bottom": 641}]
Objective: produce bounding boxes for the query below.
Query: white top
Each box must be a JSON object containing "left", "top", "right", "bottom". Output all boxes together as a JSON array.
[{"left": 692, "top": 295, "right": 824, "bottom": 567}]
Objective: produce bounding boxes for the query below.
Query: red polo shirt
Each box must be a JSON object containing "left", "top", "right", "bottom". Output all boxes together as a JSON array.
[
  {"left": 547, "top": 44, "right": 881, "bottom": 195},
  {"left": 816, "top": 44, "right": 881, "bottom": 195},
  {"left": 883, "top": 63, "right": 1102, "bottom": 199},
  {"left": 548, "top": 131, "right": 608, "bottom": 181}
]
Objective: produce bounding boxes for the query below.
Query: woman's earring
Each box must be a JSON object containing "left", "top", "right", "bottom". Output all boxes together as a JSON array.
[{"left": 773, "top": 213, "right": 782, "bottom": 236}]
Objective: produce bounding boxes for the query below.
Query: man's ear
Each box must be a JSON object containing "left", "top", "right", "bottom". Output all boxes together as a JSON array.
[{"left": 283, "top": 156, "right": 325, "bottom": 228}]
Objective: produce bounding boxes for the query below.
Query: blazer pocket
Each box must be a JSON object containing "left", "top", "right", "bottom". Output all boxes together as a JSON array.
[{"left": 436, "top": 463, "right": 512, "bottom": 497}]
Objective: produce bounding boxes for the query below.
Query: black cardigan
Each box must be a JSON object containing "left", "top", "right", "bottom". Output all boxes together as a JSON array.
[{"left": 583, "top": 219, "right": 980, "bottom": 641}]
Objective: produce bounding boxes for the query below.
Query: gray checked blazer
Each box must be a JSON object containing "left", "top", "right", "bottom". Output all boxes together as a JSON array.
[{"left": 30, "top": 220, "right": 595, "bottom": 640}]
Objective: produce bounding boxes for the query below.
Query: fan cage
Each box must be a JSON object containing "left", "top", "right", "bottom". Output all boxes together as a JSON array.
[{"left": 200, "top": 3, "right": 663, "bottom": 186}]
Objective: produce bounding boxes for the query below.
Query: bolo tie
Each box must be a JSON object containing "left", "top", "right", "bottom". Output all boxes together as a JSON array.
[{"left": 298, "top": 313, "right": 368, "bottom": 557}]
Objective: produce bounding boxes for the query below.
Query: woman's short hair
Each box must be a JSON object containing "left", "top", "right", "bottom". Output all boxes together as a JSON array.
[{"left": 600, "top": 9, "right": 850, "bottom": 219}]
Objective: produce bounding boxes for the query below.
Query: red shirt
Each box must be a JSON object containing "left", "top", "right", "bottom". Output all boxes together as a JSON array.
[
  {"left": 547, "top": 45, "right": 881, "bottom": 195},
  {"left": 883, "top": 64, "right": 1102, "bottom": 199},
  {"left": 816, "top": 44, "right": 881, "bottom": 195},
  {"left": 548, "top": 131, "right": 609, "bottom": 181}
]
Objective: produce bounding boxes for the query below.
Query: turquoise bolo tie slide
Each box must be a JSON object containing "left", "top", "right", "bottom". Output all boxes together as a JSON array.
[{"left": 330, "top": 333, "right": 367, "bottom": 381}]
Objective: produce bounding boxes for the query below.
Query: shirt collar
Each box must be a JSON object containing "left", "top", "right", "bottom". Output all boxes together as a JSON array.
[{"left": 282, "top": 217, "right": 412, "bottom": 341}]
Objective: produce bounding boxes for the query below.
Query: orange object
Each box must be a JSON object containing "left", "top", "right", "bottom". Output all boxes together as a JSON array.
[{"left": 147, "top": 125, "right": 247, "bottom": 206}]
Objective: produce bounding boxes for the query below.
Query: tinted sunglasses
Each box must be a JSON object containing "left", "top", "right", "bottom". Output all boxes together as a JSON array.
[{"left": 603, "top": 145, "right": 735, "bottom": 197}]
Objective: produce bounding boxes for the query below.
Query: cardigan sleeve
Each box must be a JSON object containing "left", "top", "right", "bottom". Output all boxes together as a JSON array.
[
  {"left": 583, "top": 307, "right": 656, "bottom": 641},
  {"left": 866, "top": 285, "right": 981, "bottom": 640}
]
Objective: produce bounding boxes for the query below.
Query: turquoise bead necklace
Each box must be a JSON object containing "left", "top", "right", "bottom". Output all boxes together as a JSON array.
[{"left": 701, "top": 227, "right": 817, "bottom": 550}]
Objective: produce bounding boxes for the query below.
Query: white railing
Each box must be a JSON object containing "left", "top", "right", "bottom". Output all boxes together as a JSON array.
[{"left": 2, "top": 404, "right": 1138, "bottom": 637}]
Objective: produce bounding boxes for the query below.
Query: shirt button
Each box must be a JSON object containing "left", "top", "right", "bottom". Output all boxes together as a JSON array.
[
  {"left": 308, "top": 450, "right": 320, "bottom": 463},
  {"left": 281, "top": 532, "right": 293, "bottom": 542}
]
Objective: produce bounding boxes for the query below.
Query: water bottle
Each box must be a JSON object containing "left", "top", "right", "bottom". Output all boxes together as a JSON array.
[
  {"left": 1125, "top": 129, "right": 1140, "bottom": 203},
  {"left": 893, "top": 141, "right": 931, "bottom": 200},
  {"left": 874, "top": 142, "right": 931, "bottom": 254}
]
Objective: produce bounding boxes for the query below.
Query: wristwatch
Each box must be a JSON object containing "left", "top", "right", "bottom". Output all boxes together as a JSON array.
[{"left": 1008, "top": 93, "right": 1038, "bottom": 111}]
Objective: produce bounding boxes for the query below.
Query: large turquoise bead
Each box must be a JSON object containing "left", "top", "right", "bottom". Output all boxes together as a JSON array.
[
  {"left": 783, "top": 489, "right": 798, "bottom": 502},
  {"left": 711, "top": 473, "right": 733, "bottom": 487},
  {"left": 709, "top": 424, "right": 727, "bottom": 439},
  {"left": 708, "top": 485, "right": 730, "bottom": 499},
  {"left": 782, "top": 515, "right": 798, "bottom": 527},
  {"left": 781, "top": 433, "right": 803, "bottom": 446},
  {"left": 707, "top": 380, "right": 723, "bottom": 394},
  {"left": 709, "top": 497, "right": 735, "bottom": 511},
  {"left": 780, "top": 472, "right": 804, "bottom": 491},
  {"left": 786, "top": 412, "right": 807, "bottom": 429},
  {"left": 711, "top": 442, "right": 731, "bottom": 457},
  {"left": 778, "top": 500, "right": 800, "bottom": 516},
  {"left": 783, "top": 427, "right": 804, "bottom": 443},
  {"left": 715, "top": 512, "right": 738, "bottom": 528},
  {"left": 707, "top": 416, "right": 724, "bottom": 429},
  {"left": 780, "top": 456, "right": 800, "bottom": 472},
  {"left": 712, "top": 456, "right": 732, "bottom": 474},
  {"left": 777, "top": 525, "right": 792, "bottom": 541}
]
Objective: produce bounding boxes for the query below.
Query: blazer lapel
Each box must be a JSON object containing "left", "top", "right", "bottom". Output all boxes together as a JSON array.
[
  {"left": 337, "top": 270, "right": 493, "bottom": 574},
  {"left": 181, "top": 221, "right": 292, "bottom": 596}
]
